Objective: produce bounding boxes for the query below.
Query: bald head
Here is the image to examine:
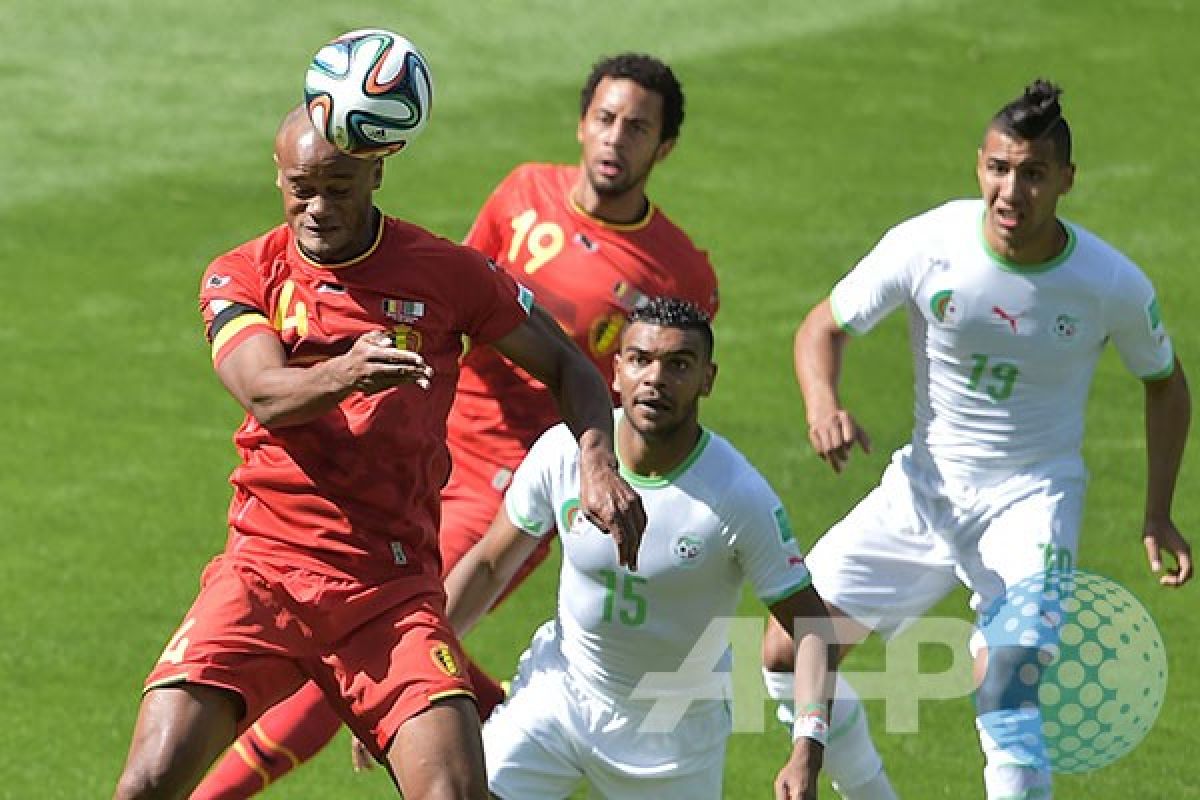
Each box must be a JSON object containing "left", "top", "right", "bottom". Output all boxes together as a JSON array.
[{"left": 274, "top": 105, "right": 383, "bottom": 263}]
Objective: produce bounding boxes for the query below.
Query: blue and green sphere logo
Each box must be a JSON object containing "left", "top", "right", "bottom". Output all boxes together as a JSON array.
[{"left": 978, "top": 569, "right": 1168, "bottom": 773}]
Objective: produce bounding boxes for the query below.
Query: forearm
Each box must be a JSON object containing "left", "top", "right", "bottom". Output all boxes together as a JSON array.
[
  {"left": 240, "top": 358, "right": 356, "bottom": 428},
  {"left": 443, "top": 549, "right": 509, "bottom": 637},
  {"left": 1145, "top": 361, "right": 1191, "bottom": 522},
  {"left": 795, "top": 304, "right": 847, "bottom": 423}
]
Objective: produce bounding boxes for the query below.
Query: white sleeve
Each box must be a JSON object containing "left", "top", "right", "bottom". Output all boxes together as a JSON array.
[
  {"left": 503, "top": 425, "right": 568, "bottom": 538},
  {"left": 829, "top": 223, "right": 921, "bottom": 335},
  {"left": 728, "top": 473, "right": 812, "bottom": 606},
  {"left": 1107, "top": 266, "right": 1175, "bottom": 380}
]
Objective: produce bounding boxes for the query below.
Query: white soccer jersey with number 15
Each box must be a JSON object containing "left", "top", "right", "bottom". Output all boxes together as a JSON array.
[
  {"left": 831, "top": 199, "right": 1174, "bottom": 481},
  {"left": 504, "top": 411, "right": 811, "bottom": 699}
]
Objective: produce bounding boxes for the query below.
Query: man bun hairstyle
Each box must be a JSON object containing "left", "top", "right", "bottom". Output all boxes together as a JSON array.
[
  {"left": 580, "top": 53, "right": 685, "bottom": 143},
  {"left": 628, "top": 297, "right": 713, "bottom": 358},
  {"left": 990, "top": 78, "right": 1072, "bottom": 164}
]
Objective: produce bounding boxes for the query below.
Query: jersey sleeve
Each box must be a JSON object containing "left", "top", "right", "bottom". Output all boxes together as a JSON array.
[
  {"left": 452, "top": 246, "right": 535, "bottom": 346},
  {"left": 503, "top": 424, "right": 571, "bottom": 538},
  {"left": 727, "top": 472, "right": 812, "bottom": 606},
  {"left": 1106, "top": 266, "right": 1175, "bottom": 380},
  {"left": 199, "top": 252, "right": 276, "bottom": 367},
  {"left": 829, "top": 224, "right": 920, "bottom": 335}
]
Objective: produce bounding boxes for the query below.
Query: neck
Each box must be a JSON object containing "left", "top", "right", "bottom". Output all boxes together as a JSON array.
[
  {"left": 988, "top": 217, "right": 1067, "bottom": 266},
  {"left": 616, "top": 414, "right": 702, "bottom": 478},
  {"left": 571, "top": 174, "right": 649, "bottom": 226}
]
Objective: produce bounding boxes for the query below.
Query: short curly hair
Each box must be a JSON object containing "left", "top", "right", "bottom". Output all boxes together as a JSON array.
[
  {"left": 580, "top": 53, "right": 685, "bottom": 142},
  {"left": 627, "top": 297, "right": 713, "bottom": 358}
]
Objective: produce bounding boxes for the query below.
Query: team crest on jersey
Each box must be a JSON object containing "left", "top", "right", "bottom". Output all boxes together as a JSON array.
[
  {"left": 1053, "top": 314, "right": 1079, "bottom": 342},
  {"left": 588, "top": 312, "right": 626, "bottom": 356},
  {"left": 383, "top": 298, "right": 425, "bottom": 323},
  {"left": 430, "top": 643, "right": 461, "bottom": 677},
  {"left": 930, "top": 290, "right": 962, "bottom": 325},
  {"left": 392, "top": 324, "right": 423, "bottom": 352},
  {"left": 559, "top": 498, "right": 583, "bottom": 534},
  {"left": 671, "top": 534, "right": 706, "bottom": 568}
]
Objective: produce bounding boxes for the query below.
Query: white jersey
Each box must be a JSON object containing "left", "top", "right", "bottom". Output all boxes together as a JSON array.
[
  {"left": 504, "top": 412, "right": 811, "bottom": 699},
  {"left": 831, "top": 199, "right": 1174, "bottom": 482}
]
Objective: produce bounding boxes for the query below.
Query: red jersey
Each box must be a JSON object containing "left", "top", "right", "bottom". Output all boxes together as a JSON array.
[
  {"left": 448, "top": 163, "right": 718, "bottom": 466},
  {"left": 199, "top": 214, "right": 531, "bottom": 583}
]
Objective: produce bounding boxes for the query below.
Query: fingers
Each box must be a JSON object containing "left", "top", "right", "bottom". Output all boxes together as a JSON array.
[
  {"left": 353, "top": 330, "right": 434, "bottom": 392},
  {"left": 1143, "top": 531, "right": 1193, "bottom": 588},
  {"left": 807, "top": 411, "right": 868, "bottom": 473},
  {"left": 586, "top": 492, "right": 646, "bottom": 571}
]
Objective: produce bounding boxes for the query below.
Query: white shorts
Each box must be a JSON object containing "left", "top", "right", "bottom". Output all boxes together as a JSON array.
[
  {"left": 483, "top": 620, "right": 730, "bottom": 800},
  {"left": 807, "top": 446, "right": 1085, "bottom": 642}
]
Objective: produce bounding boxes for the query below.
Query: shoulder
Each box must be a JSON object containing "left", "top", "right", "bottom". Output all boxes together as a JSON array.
[
  {"left": 383, "top": 216, "right": 490, "bottom": 269},
  {"left": 696, "top": 431, "right": 779, "bottom": 507},
  {"left": 203, "top": 225, "right": 289, "bottom": 285}
]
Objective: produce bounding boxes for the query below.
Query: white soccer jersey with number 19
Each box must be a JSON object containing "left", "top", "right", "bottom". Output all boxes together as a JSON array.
[
  {"left": 504, "top": 411, "right": 812, "bottom": 699},
  {"left": 831, "top": 199, "right": 1175, "bottom": 482}
]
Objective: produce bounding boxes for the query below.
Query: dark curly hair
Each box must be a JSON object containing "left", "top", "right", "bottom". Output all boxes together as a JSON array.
[
  {"left": 989, "top": 78, "right": 1072, "bottom": 164},
  {"left": 627, "top": 297, "right": 713, "bottom": 358},
  {"left": 580, "top": 53, "right": 684, "bottom": 142}
]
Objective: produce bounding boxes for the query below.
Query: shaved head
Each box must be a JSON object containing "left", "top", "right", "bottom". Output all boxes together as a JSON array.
[{"left": 274, "top": 105, "right": 383, "bottom": 263}]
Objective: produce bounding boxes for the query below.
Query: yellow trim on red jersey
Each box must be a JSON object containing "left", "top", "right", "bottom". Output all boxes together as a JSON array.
[
  {"left": 294, "top": 212, "right": 386, "bottom": 270},
  {"left": 428, "top": 688, "right": 476, "bottom": 703},
  {"left": 567, "top": 192, "right": 656, "bottom": 232},
  {"left": 211, "top": 313, "right": 271, "bottom": 363}
]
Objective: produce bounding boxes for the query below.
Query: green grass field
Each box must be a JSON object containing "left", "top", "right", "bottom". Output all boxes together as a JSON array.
[{"left": 3, "top": 0, "right": 1197, "bottom": 796}]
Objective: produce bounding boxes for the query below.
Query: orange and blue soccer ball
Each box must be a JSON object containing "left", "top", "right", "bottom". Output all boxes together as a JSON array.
[{"left": 304, "top": 29, "right": 433, "bottom": 158}]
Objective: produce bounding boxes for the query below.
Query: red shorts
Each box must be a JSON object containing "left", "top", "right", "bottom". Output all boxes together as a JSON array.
[
  {"left": 144, "top": 555, "right": 474, "bottom": 757},
  {"left": 440, "top": 451, "right": 553, "bottom": 604}
]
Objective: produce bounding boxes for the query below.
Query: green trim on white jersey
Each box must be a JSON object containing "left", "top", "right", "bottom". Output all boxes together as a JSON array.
[
  {"left": 619, "top": 428, "right": 713, "bottom": 488},
  {"left": 977, "top": 211, "right": 1078, "bottom": 274}
]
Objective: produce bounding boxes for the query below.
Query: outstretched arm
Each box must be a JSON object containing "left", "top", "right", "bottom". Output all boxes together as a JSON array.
[
  {"left": 444, "top": 509, "right": 542, "bottom": 637},
  {"left": 491, "top": 305, "right": 647, "bottom": 569},
  {"left": 767, "top": 586, "right": 837, "bottom": 800},
  {"left": 795, "top": 299, "right": 871, "bottom": 473},
  {"left": 1142, "top": 358, "right": 1192, "bottom": 587}
]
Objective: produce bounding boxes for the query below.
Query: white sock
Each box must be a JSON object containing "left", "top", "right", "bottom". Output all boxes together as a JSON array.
[
  {"left": 761, "top": 667, "right": 795, "bottom": 727},
  {"left": 977, "top": 709, "right": 1052, "bottom": 799},
  {"left": 826, "top": 675, "right": 897, "bottom": 800}
]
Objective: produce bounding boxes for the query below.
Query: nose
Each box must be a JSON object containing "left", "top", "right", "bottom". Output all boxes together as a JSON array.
[{"left": 603, "top": 118, "right": 630, "bottom": 149}]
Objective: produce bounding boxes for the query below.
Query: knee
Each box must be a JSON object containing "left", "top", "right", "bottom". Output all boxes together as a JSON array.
[
  {"left": 976, "top": 646, "right": 1041, "bottom": 712},
  {"left": 113, "top": 762, "right": 179, "bottom": 800}
]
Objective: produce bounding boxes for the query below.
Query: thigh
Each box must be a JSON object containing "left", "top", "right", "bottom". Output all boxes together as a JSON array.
[
  {"left": 966, "top": 474, "right": 1086, "bottom": 612},
  {"left": 387, "top": 694, "right": 488, "bottom": 799},
  {"left": 309, "top": 589, "right": 476, "bottom": 760},
  {"left": 483, "top": 636, "right": 583, "bottom": 800},
  {"left": 806, "top": 464, "right": 960, "bottom": 639}
]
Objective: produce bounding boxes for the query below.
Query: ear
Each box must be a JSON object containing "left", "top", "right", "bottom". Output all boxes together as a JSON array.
[
  {"left": 576, "top": 117, "right": 586, "bottom": 146},
  {"left": 612, "top": 352, "right": 622, "bottom": 393},
  {"left": 653, "top": 137, "right": 677, "bottom": 164},
  {"left": 1060, "top": 162, "right": 1076, "bottom": 195},
  {"left": 974, "top": 147, "right": 987, "bottom": 185},
  {"left": 700, "top": 361, "right": 717, "bottom": 397},
  {"left": 371, "top": 157, "right": 384, "bottom": 190}
]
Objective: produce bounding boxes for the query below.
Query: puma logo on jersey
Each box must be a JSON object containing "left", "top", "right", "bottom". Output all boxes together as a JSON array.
[{"left": 991, "top": 305, "right": 1024, "bottom": 334}]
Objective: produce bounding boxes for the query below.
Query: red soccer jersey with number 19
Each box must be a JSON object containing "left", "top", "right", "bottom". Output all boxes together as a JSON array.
[
  {"left": 448, "top": 163, "right": 719, "bottom": 468},
  {"left": 199, "top": 214, "right": 530, "bottom": 585}
]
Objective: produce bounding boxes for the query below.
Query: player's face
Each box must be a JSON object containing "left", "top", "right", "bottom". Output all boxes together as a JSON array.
[
  {"left": 976, "top": 128, "right": 1075, "bottom": 264},
  {"left": 577, "top": 77, "right": 676, "bottom": 198},
  {"left": 275, "top": 127, "right": 383, "bottom": 263},
  {"left": 613, "top": 322, "right": 715, "bottom": 439}
]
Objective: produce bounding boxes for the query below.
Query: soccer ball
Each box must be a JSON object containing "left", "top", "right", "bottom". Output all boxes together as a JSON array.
[{"left": 303, "top": 29, "right": 433, "bottom": 158}]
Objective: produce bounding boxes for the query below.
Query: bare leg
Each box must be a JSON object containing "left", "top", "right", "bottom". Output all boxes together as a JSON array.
[
  {"left": 113, "top": 684, "right": 243, "bottom": 800},
  {"left": 386, "top": 695, "right": 487, "bottom": 799}
]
